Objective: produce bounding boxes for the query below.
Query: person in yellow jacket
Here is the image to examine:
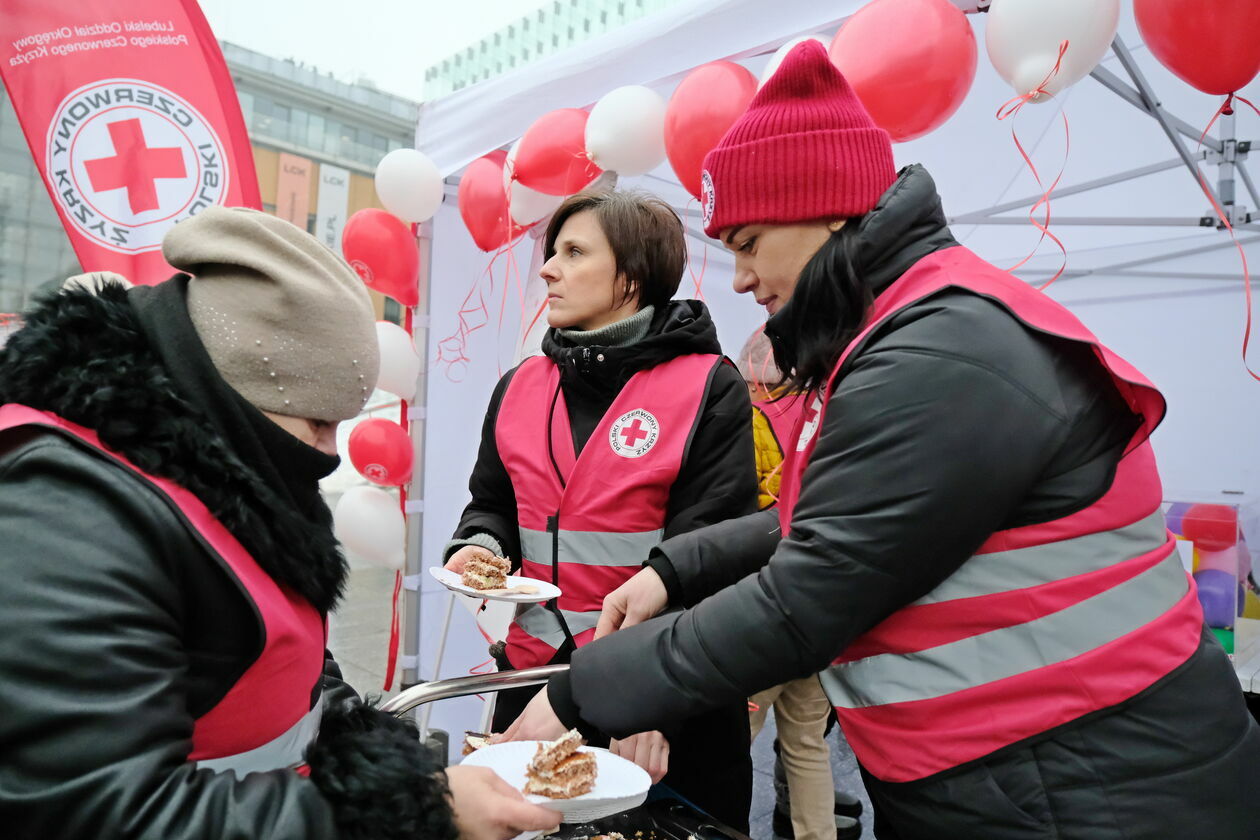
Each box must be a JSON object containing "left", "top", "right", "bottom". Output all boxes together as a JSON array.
[{"left": 737, "top": 330, "right": 861, "bottom": 840}]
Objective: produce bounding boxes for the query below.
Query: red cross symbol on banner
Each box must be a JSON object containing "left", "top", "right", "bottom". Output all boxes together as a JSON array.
[
  {"left": 619, "top": 418, "right": 650, "bottom": 447},
  {"left": 84, "top": 118, "right": 187, "bottom": 214}
]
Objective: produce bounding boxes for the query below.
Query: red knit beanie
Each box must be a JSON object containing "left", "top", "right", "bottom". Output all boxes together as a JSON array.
[{"left": 700, "top": 40, "right": 896, "bottom": 238}]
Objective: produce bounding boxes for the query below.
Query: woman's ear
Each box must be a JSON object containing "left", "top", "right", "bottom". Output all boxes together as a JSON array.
[{"left": 616, "top": 271, "right": 639, "bottom": 309}]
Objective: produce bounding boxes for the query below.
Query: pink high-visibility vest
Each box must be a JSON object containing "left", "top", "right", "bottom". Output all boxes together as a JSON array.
[
  {"left": 0, "top": 405, "right": 326, "bottom": 778},
  {"left": 495, "top": 353, "right": 720, "bottom": 668},
  {"left": 777, "top": 246, "right": 1202, "bottom": 783}
]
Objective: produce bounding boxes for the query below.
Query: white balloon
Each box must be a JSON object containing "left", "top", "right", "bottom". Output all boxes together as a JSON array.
[
  {"left": 375, "top": 321, "right": 420, "bottom": 401},
  {"left": 503, "top": 138, "right": 564, "bottom": 226},
  {"left": 585, "top": 85, "right": 667, "bottom": 177},
  {"left": 374, "top": 148, "right": 443, "bottom": 223},
  {"left": 759, "top": 35, "right": 829, "bottom": 89},
  {"left": 333, "top": 486, "right": 405, "bottom": 569},
  {"left": 510, "top": 182, "right": 565, "bottom": 226},
  {"left": 985, "top": 0, "right": 1119, "bottom": 102},
  {"left": 502, "top": 139, "right": 520, "bottom": 192}
]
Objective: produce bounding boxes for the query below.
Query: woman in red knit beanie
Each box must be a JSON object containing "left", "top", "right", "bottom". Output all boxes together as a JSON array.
[{"left": 502, "top": 40, "right": 1260, "bottom": 840}]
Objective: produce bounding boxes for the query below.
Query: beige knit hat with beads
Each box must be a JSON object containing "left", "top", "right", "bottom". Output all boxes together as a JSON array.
[{"left": 163, "top": 206, "right": 380, "bottom": 422}]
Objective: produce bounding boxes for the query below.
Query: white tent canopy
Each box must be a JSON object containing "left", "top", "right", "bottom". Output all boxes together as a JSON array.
[{"left": 405, "top": 0, "right": 1260, "bottom": 745}]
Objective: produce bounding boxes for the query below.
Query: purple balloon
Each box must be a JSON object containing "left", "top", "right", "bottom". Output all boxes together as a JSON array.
[
  {"left": 1194, "top": 569, "right": 1240, "bottom": 628},
  {"left": 1164, "top": 502, "right": 1191, "bottom": 536}
]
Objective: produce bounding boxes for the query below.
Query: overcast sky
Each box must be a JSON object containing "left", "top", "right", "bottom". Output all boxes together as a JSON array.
[{"left": 197, "top": 0, "right": 548, "bottom": 102}]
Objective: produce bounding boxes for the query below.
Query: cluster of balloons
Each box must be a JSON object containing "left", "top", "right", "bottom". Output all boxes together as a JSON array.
[
  {"left": 1166, "top": 503, "right": 1258, "bottom": 631},
  {"left": 332, "top": 321, "right": 424, "bottom": 569},
  {"left": 457, "top": 87, "right": 674, "bottom": 251},
  {"left": 342, "top": 148, "right": 444, "bottom": 307},
  {"left": 457, "top": 0, "right": 1260, "bottom": 253},
  {"left": 331, "top": 146, "right": 439, "bottom": 567}
]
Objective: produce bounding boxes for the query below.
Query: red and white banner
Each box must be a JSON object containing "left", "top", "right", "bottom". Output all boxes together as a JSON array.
[{"left": 0, "top": 1, "right": 261, "bottom": 284}]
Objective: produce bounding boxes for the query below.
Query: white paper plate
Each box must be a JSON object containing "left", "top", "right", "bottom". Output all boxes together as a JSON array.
[
  {"left": 428, "top": 566, "right": 560, "bottom": 603},
  {"left": 462, "top": 741, "right": 651, "bottom": 823}
]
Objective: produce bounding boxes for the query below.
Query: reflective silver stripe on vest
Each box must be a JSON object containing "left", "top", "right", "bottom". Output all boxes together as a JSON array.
[
  {"left": 515, "top": 603, "right": 602, "bottom": 647},
  {"left": 914, "top": 510, "right": 1169, "bottom": 604},
  {"left": 519, "top": 527, "right": 662, "bottom": 567},
  {"left": 820, "top": 549, "right": 1187, "bottom": 709},
  {"left": 196, "top": 694, "right": 322, "bottom": 776}
]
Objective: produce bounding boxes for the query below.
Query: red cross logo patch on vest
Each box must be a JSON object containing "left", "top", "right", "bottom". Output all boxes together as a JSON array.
[
  {"left": 44, "top": 79, "right": 228, "bottom": 255},
  {"left": 796, "top": 392, "right": 825, "bottom": 452},
  {"left": 609, "top": 408, "right": 660, "bottom": 458}
]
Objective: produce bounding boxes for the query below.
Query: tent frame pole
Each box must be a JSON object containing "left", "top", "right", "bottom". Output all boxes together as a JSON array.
[
  {"left": 950, "top": 35, "right": 1254, "bottom": 231},
  {"left": 401, "top": 214, "right": 435, "bottom": 692}
]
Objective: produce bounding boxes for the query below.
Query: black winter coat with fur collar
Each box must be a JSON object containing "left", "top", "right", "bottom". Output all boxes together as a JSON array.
[{"left": 0, "top": 285, "right": 455, "bottom": 840}]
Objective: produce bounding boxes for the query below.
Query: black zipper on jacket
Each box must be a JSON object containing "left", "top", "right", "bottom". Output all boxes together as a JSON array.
[
  {"left": 544, "top": 379, "right": 575, "bottom": 649},
  {"left": 547, "top": 511, "right": 576, "bottom": 651},
  {"left": 545, "top": 381, "right": 566, "bottom": 489}
]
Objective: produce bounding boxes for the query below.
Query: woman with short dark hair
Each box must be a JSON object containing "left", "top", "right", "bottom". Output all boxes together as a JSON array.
[{"left": 445, "top": 189, "right": 755, "bottom": 830}]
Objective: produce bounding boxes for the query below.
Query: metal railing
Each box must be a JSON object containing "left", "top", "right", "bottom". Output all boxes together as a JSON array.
[{"left": 381, "top": 664, "right": 568, "bottom": 721}]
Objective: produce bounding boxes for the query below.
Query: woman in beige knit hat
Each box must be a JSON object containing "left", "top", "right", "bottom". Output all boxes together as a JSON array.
[{"left": 0, "top": 206, "right": 556, "bottom": 840}]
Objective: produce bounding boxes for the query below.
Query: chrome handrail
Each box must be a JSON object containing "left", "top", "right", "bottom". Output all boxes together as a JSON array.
[{"left": 380, "top": 664, "right": 569, "bottom": 717}]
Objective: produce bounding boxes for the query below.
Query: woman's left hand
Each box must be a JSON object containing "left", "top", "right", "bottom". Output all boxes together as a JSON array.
[{"left": 496, "top": 687, "right": 568, "bottom": 743}]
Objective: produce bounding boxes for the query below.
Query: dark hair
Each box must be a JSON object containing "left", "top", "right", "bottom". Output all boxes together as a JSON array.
[
  {"left": 542, "top": 190, "right": 685, "bottom": 310},
  {"left": 765, "top": 222, "right": 871, "bottom": 395}
]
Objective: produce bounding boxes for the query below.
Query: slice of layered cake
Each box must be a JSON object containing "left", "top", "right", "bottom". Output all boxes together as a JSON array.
[
  {"left": 462, "top": 731, "right": 492, "bottom": 755},
  {"left": 460, "top": 553, "right": 510, "bottom": 591},
  {"left": 523, "top": 729, "right": 597, "bottom": 799}
]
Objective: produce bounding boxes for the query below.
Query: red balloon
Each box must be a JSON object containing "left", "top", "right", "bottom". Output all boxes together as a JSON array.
[
  {"left": 348, "top": 419, "right": 413, "bottom": 487},
  {"left": 1182, "top": 503, "right": 1239, "bottom": 552},
  {"left": 828, "top": 0, "right": 976, "bottom": 143},
  {"left": 1135, "top": 0, "right": 1260, "bottom": 96},
  {"left": 342, "top": 209, "right": 419, "bottom": 307},
  {"left": 459, "top": 150, "right": 528, "bottom": 252},
  {"left": 665, "top": 61, "right": 758, "bottom": 199},
  {"left": 512, "top": 109, "right": 602, "bottom": 196}
]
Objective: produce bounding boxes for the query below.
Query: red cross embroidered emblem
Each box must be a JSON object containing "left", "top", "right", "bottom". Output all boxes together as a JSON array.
[
  {"left": 609, "top": 409, "right": 659, "bottom": 458},
  {"left": 619, "top": 419, "right": 650, "bottom": 447}
]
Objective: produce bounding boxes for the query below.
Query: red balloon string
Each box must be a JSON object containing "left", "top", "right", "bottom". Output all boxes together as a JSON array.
[
  {"left": 1008, "top": 111, "right": 1070, "bottom": 289},
  {"left": 682, "top": 196, "right": 708, "bottom": 300},
  {"left": 1199, "top": 93, "right": 1259, "bottom": 146},
  {"left": 384, "top": 568, "right": 403, "bottom": 691},
  {"left": 440, "top": 182, "right": 537, "bottom": 382},
  {"left": 996, "top": 40, "right": 1071, "bottom": 290},
  {"left": 572, "top": 147, "right": 600, "bottom": 192},
  {"left": 995, "top": 41, "right": 1070, "bottom": 120},
  {"left": 1191, "top": 98, "right": 1260, "bottom": 383},
  {"left": 494, "top": 237, "right": 525, "bottom": 378},
  {"left": 522, "top": 296, "right": 550, "bottom": 344},
  {"left": 436, "top": 246, "right": 507, "bottom": 380}
]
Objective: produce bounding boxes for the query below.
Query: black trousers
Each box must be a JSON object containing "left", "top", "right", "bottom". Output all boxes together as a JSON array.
[{"left": 491, "top": 648, "right": 753, "bottom": 832}]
